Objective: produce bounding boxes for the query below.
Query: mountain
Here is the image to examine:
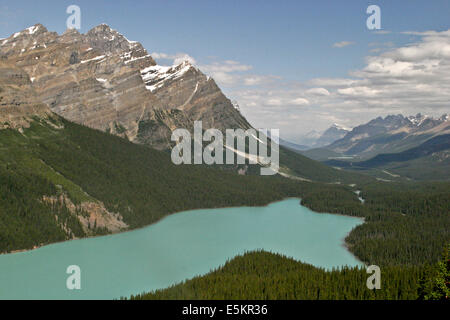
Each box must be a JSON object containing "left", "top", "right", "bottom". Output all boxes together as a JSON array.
[
  {"left": 347, "top": 134, "right": 450, "bottom": 168},
  {"left": 325, "top": 134, "right": 450, "bottom": 180},
  {"left": 326, "top": 113, "right": 450, "bottom": 159},
  {"left": 278, "top": 138, "right": 310, "bottom": 151},
  {"left": 296, "top": 129, "right": 322, "bottom": 147},
  {"left": 0, "top": 110, "right": 309, "bottom": 253},
  {"left": 0, "top": 23, "right": 370, "bottom": 185},
  {"left": 1, "top": 25, "right": 449, "bottom": 300},
  {"left": 0, "top": 24, "right": 379, "bottom": 253},
  {"left": 0, "top": 63, "right": 52, "bottom": 130},
  {"left": 292, "top": 124, "right": 350, "bottom": 148},
  {"left": 315, "top": 123, "right": 350, "bottom": 147},
  {"left": 299, "top": 113, "right": 450, "bottom": 180},
  {"left": 0, "top": 23, "right": 250, "bottom": 150}
]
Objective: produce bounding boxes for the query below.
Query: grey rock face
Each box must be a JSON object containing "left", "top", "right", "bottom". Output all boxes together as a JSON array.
[{"left": 0, "top": 62, "right": 52, "bottom": 129}]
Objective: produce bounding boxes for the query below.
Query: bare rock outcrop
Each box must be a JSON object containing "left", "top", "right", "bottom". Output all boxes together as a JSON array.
[
  {"left": 0, "top": 62, "right": 53, "bottom": 129},
  {"left": 43, "top": 194, "right": 128, "bottom": 235}
]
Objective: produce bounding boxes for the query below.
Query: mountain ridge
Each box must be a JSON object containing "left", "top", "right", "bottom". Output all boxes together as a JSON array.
[
  {"left": 0, "top": 23, "right": 250, "bottom": 150},
  {"left": 327, "top": 113, "right": 449, "bottom": 157},
  {"left": 0, "top": 23, "right": 367, "bottom": 184}
]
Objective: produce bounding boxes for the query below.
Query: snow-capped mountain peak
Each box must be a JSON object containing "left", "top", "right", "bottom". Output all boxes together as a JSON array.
[
  {"left": 331, "top": 123, "right": 351, "bottom": 131},
  {"left": 439, "top": 114, "right": 449, "bottom": 122},
  {"left": 407, "top": 113, "right": 429, "bottom": 126}
]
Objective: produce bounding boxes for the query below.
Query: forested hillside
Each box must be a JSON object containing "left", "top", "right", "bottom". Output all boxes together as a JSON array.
[
  {"left": 323, "top": 134, "right": 450, "bottom": 181},
  {"left": 129, "top": 251, "right": 429, "bottom": 300},
  {"left": 1, "top": 115, "right": 363, "bottom": 253},
  {"left": 0, "top": 115, "right": 448, "bottom": 273},
  {"left": 0, "top": 116, "right": 297, "bottom": 252}
]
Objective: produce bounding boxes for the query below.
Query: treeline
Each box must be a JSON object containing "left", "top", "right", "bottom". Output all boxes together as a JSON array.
[{"left": 129, "top": 251, "right": 427, "bottom": 300}]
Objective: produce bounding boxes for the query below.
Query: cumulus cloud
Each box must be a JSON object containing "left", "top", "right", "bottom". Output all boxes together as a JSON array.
[
  {"left": 308, "top": 78, "right": 361, "bottom": 87},
  {"left": 200, "top": 60, "right": 252, "bottom": 73},
  {"left": 305, "top": 87, "right": 330, "bottom": 96},
  {"left": 151, "top": 31, "right": 450, "bottom": 141},
  {"left": 326, "top": 29, "right": 450, "bottom": 112},
  {"left": 337, "top": 86, "right": 380, "bottom": 98},
  {"left": 198, "top": 59, "right": 280, "bottom": 88},
  {"left": 228, "top": 30, "right": 450, "bottom": 140},
  {"left": 151, "top": 52, "right": 197, "bottom": 65},
  {"left": 291, "top": 98, "right": 310, "bottom": 106},
  {"left": 333, "top": 41, "right": 355, "bottom": 48}
]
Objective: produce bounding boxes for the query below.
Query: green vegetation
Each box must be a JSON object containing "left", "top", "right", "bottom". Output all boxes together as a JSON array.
[
  {"left": 322, "top": 134, "right": 450, "bottom": 181},
  {"left": 0, "top": 116, "right": 327, "bottom": 252},
  {"left": 278, "top": 145, "right": 374, "bottom": 184},
  {"left": 0, "top": 163, "right": 86, "bottom": 252},
  {"left": 345, "top": 181, "right": 450, "bottom": 266},
  {"left": 130, "top": 251, "right": 425, "bottom": 300},
  {"left": 418, "top": 244, "right": 450, "bottom": 300},
  {"left": 0, "top": 115, "right": 449, "bottom": 300}
]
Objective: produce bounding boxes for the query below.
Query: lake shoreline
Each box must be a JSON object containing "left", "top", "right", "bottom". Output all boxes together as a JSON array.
[
  {"left": 0, "top": 197, "right": 366, "bottom": 259},
  {"left": 0, "top": 198, "right": 366, "bottom": 299}
]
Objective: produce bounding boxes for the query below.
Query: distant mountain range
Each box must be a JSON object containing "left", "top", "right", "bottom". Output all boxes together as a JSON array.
[
  {"left": 327, "top": 113, "right": 449, "bottom": 158},
  {"left": 292, "top": 123, "right": 351, "bottom": 148},
  {"left": 315, "top": 123, "right": 351, "bottom": 147},
  {"left": 301, "top": 113, "right": 450, "bottom": 180},
  {"left": 278, "top": 138, "right": 310, "bottom": 151}
]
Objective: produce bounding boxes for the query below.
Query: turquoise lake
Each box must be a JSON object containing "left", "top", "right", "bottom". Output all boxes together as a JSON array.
[{"left": 0, "top": 198, "right": 364, "bottom": 299}]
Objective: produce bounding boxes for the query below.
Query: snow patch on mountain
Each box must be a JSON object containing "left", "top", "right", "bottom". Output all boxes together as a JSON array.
[
  {"left": 407, "top": 113, "right": 429, "bottom": 126},
  {"left": 331, "top": 123, "right": 351, "bottom": 131},
  {"left": 141, "top": 61, "right": 193, "bottom": 92},
  {"left": 81, "top": 55, "right": 106, "bottom": 64},
  {"left": 26, "top": 25, "right": 40, "bottom": 35},
  {"left": 231, "top": 100, "right": 241, "bottom": 111}
]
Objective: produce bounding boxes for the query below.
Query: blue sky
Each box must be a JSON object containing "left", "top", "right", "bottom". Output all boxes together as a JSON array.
[{"left": 1, "top": 0, "right": 450, "bottom": 141}]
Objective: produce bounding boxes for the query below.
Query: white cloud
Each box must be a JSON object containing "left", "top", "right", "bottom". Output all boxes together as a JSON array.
[
  {"left": 198, "top": 60, "right": 251, "bottom": 86},
  {"left": 200, "top": 60, "right": 252, "bottom": 73},
  {"left": 243, "top": 76, "right": 271, "bottom": 86},
  {"left": 266, "top": 98, "right": 284, "bottom": 106},
  {"left": 333, "top": 41, "right": 355, "bottom": 48},
  {"left": 198, "top": 59, "right": 279, "bottom": 88},
  {"left": 151, "top": 52, "right": 196, "bottom": 65},
  {"left": 337, "top": 86, "right": 380, "bottom": 97},
  {"left": 306, "top": 87, "right": 330, "bottom": 96},
  {"left": 227, "top": 30, "right": 450, "bottom": 140},
  {"left": 291, "top": 98, "right": 310, "bottom": 106},
  {"left": 309, "top": 78, "right": 361, "bottom": 87},
  {"left": 303, "top": 29, "right": 450, "bottom": 116},
  {"left": 151, "top": 31, "right": 450, "bottom": 141}
]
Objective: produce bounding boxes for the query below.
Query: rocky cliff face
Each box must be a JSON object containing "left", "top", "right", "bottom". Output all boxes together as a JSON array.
[
  {"left": 0, "top": 61, "right": 53, "bottom": 130},
  {"left": 0, "top": 24, "right": 250, "bottom": 149}
]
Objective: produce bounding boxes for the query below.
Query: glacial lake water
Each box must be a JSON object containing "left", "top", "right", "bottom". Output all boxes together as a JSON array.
[{"left": 0, "top": 198, "right": 364, "bottom": 299}]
